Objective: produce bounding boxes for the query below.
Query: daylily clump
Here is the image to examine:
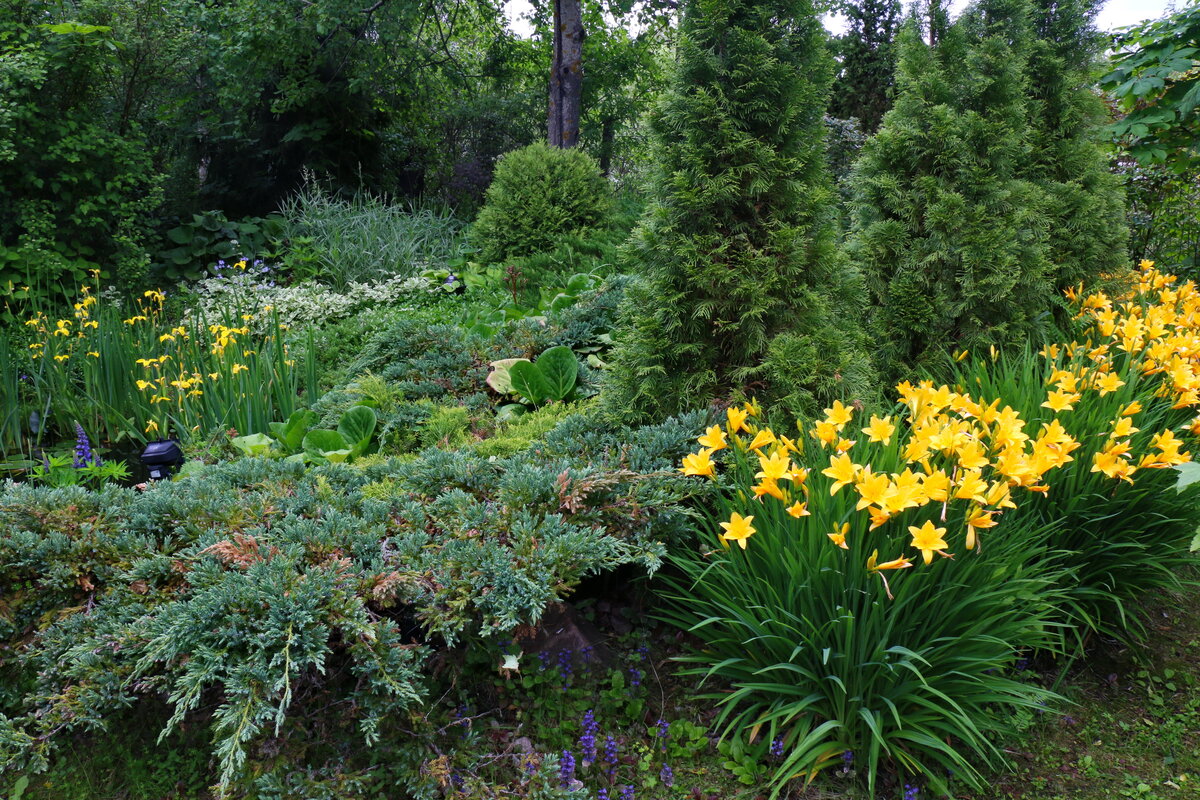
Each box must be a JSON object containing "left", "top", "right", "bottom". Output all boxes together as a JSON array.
[{"left": 680, "top": 260, "right": 1198, "bottom": 597}]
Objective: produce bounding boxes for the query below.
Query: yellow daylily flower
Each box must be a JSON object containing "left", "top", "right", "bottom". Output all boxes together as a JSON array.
[
  {"left": 726, "top": 406, "right": 749, "bottom": 434},
  {"left": 698, "top": 425, "right": 728, "bottom": 452},
  {"left": 823, "top": 399, "right": 854, "bottom": 430},
  {"left": 680, "top": 450, "right": 716, "bottom": 477},
  {"left": 821, "top": 453, "right": 858, "bottom": 496},
  {"left": 909, "top": 520, "right": 949, "bottom": 565},
  {"left": 1096, "top": 372, "right": 1125, "bottom": 396},
  {"left": 1041, "top": 389, "right": 1080, "bottom": 413},
  {"left": 747, "top": 429, "right": 777, "bottom": 451},
  {"left": 827, "top": 522, "right": 850, "bottom": 550},
  {"left": 964, "top": 507, "right": 997, "bottom": 550},
  {"left": 786, "top": 501, "right": 809, "bottom": 518},
  {"left": 861, "top": 414, "right": 895, "bottom": 445},
  {"left": 719, "top": 512, "right": 756, "bottom": 550}
]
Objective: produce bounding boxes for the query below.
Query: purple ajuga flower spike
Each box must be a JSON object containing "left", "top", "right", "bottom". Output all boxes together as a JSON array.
[
  {"left": 579, "top": 709, "right": 598, "bottom": 763},
  {"left": 603, "top": 735, "right": 619, "bottom": 776},
  {"left": 904, "top": 784, "right": 919, "bottom": 800},
  {"left": 659, "top": 763, "right": 674, "bottom": 787},
  {"left": 73, "top": 423, "right": 97, "bottom": 468},
  {"left": 558, "top": 649, "right": 574, "bottom": 683},
  {"left": 620, "top": 785, "right": 635, "bottom": 800},
  {"left": 770, "top": 737, "right": 785, "bottom": 758},
  {"left": 597, "top": 791, "right": 609, "bottom": 800},
  {"left": 628, "top": 666, "right": 641, "bottom": 687},
  {"left": 559, "top": 749, "right": 575, "bottom": 787}
]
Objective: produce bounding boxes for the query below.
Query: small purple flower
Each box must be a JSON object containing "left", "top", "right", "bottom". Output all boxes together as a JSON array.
[
  {"left": 72, "top": 423, "right": 98, "bottom": 468},
  {"left": 770, "top": 737, "right": 785, "bottom": 758},
  {"left": 579, "top": 709, "right": 598, "bottom": 763},
  {"left": 628, "top": 666, "right": 641, "bottom": 688},
  {"left": 904, "top": 784, "right": 919, "bottom": 800},
  {"left": 1015, "top": 658, "right": 1029, "bottom": 671},
  {"left": 560, "top": 749, "right": 575, "bottom": 787},
  {"left": 620, "top": 785, "right": 635, "bottom": 800},
  {"left": 537, "top": 651, "right": 550, "bottom": 671},
  {"left": 522, "top": 754, "right": 537, "bottom": 775},
  {"left": 558, "top": 649, "right": 574, "bottom": 683},
  {"left": 597, "top": 791, "right": 609, "bottom": 800},
  {"left": 659, "top": 763, "right": 673, "bottom": 787},
  {"left": 843, "top": 750, "right": 854, "bottom": 766},
  {"left": 603, "top": 735, "right": 619, "bottom": 776}
]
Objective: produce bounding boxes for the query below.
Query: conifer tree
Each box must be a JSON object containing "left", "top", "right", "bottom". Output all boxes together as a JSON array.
[
  {"left": 829, "top": 0, "right": 904, "bottom": 132},
  {"left": 1024, "top": 0, "right": 1127, "bottom": 288},
  {"left": 605, "top": 0, "right": 870, "bottom": 422},
  {"left": 848, "top": 0, "right": 1056, "bottom": 378}
]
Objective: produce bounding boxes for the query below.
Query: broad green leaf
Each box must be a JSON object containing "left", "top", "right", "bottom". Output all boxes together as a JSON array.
[
  {"left": 509, "top": 360, "right": 551, "bottom": 405},
  {"left": 230, "top": 433, "right": 275, "bottom": 458},
  {"left": 270, "top": 408, "right": 316, "bottom": 453},
  {"left": 1174, "top": 461, "right": 1200, "bottom": 491},
  {"left": 303, "top": 428, "right": 349, "bottom": 459},
  {"left": 337, "top": 406, "right": 377, "bottom": 457},
  {"left": 534, "top": 345, "right": 578, "bottom": 401},
  {"left": 487, "top": 358, "right": 529, "bottom": 395},
  {"left": 495, "top": 403, "right": 528, "bottom": 423}
]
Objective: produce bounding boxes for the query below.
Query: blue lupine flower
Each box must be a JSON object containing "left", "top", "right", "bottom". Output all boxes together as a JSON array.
[{"left": 73, "top": 423, "right": 97, "bottom": 468}]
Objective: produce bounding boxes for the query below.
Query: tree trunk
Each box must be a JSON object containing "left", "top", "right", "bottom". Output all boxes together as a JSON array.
[
  {"left": 598, "top": 115, "right": 615, "bottom": 175},
  {"left": 548, "top": 0, "right": 583, "bottom": 148}
]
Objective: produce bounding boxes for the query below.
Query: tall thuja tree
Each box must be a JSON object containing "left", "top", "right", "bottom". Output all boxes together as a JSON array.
[
  {"left": 605, "top": 0, "right": 871, "bottom": 422},
  {"left": 1025, "top": 0, "right": 1127, "bottom": 289},
  {"left": 829, "top": 0, "right": 904, "bottom": 132},
  {"left": 848, "top": 0, "right": 1055, "bottom": 379}
]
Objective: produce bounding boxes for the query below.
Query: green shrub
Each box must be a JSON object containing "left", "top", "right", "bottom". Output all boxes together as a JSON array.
[
  {"left": 603, "top": 0, "right": 872, "bottom": 423},
  {"left": 848, "top": 0, "right": 1126, "bottom": 380},
  {"left": 0, "top": 409, "right": 703, "bottom": 788},
  {"left": 0, "top": 21, "right": 160, "bottom": 299},
  {"left": 470, "top": 143, "right": 614, "bottom": 265},
  {"left": 152, "top": 210, "right": 284, "bottom": 283}
]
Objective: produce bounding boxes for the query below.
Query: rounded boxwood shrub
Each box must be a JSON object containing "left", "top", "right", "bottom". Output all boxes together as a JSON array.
[{"left": 471, "top": 142, "right": 613, "bottom": 264}]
